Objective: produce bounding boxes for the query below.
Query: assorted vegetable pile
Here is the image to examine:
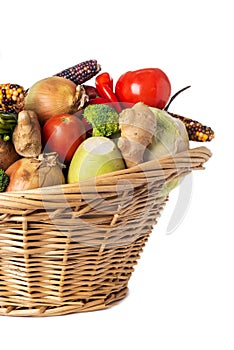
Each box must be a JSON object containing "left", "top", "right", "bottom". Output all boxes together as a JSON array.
[{"left": 0, "top": 59, "right": 215, "bottom": 192}]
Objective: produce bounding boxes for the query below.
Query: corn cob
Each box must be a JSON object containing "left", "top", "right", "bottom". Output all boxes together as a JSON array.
[
  {"left": 0, "top": 112, "right": 18, "bottom": 141},
  {"left": 54, "top": 59, "right": 101, "bottom": 85},
  {"left": 0, "top": 84, "right": 25, "bottom": 113},
  {"left": 168, "top": 112, "right": 215, "bottom": 142}
]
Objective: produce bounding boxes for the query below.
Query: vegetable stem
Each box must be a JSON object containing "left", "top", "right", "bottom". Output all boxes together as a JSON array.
[{"left": 164, "top": 85, "right": 191, "bottom": 111}]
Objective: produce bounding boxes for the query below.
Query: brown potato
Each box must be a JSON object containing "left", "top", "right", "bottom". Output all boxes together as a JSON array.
[{"left": 0, "top": 139, "right": 20, "bottom": 171}]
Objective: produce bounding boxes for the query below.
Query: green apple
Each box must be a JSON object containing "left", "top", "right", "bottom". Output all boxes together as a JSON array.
[{"left": 67, "top": 136, "right": 125, "bottom": 182}]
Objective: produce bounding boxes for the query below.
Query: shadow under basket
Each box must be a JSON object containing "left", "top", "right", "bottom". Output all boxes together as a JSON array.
[{"left": 0, "top": 146, "right": 212, "bottom": 317}]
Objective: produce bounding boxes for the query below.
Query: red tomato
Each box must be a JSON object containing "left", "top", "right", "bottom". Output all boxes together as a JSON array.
[
  {"left": 80, "top": 117, "right": 93, "bottom": 138},
  {"left": 42, "top": 114, "right": 86, "bottom": 163},
  {"left": 115, "top": 68, "right": 171, "bottom": 109}
]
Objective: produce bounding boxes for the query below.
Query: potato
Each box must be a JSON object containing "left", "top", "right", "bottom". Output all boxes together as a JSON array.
[{"left": 0, "top": 139, "right": 20, "bottom": 171}]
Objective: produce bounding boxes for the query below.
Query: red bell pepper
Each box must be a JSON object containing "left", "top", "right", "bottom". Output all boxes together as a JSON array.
[
  {"left": 95, "top": 72, "right": 122, "bottom": 113},
  {"left": 115, "top": 68, "right": 171, "bottom": 110}
]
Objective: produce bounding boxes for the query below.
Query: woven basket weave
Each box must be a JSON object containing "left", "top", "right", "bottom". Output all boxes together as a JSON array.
[{"left": 0, "top": 146, "right": 211, "bottom": 316}]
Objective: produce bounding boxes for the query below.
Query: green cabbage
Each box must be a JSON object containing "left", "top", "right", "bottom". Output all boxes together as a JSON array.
[
  {"left": 144, "top": 108, "right": 189, "bottom": 195},
  {"left": 144, "top": 107, "right": 189, "bottom": 161}
]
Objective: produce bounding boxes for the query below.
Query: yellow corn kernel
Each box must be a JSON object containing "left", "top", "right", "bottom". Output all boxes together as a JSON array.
[{"left": 0, "top": 83, "right": 25, "bottom": 112}]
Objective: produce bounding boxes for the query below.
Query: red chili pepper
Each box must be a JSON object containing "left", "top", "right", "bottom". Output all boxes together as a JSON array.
[{"left": 95, "top": 72, "right": 122, "bottom": 113}]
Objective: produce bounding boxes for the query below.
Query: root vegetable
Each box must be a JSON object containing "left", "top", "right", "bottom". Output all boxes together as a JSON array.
[
  {"left": 117, "top": 102, "right": 157, "bottom": 167},
  {"left": 0, "top": 139, "right": 20, "bottom": 171},
  {"left": 6, "top": 152, "right": 65, "bottom": 192},
  {"left": 25, "top": 76, "right": 88, "bottom": 124},
  {"left": 12, "top": 110, "right": 42, "bottom": 157},
  {"left": 68, "top": 136, "right": 125, "bottom": 182}
]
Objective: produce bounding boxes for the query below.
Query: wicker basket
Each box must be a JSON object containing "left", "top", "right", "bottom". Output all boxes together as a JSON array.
[{"left": 0, "top": 146, "right": 211, "bottom": 316}]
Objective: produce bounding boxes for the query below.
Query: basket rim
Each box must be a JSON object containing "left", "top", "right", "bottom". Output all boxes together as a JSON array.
[{"left": 0, "top": 145, "right": 212, "bottom": 197}]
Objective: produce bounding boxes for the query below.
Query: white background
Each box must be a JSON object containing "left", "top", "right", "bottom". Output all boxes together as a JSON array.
[{"left": 1, "top": 1, "right": 233, "bottom": 349}]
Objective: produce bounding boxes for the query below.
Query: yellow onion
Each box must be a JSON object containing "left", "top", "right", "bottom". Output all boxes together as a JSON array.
[
  {"left": 25, "top": 76, "right": 88, "bottom": 124},
  {"left": 6, "top": 152, "right": 65, "bottom": 192}
]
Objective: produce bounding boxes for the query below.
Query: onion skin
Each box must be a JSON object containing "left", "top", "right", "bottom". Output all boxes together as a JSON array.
[
  {"left": 5, "top": 153, "right": 65, "bottom": 192},
  {"left": 6, "top": 158, "right": 40, "bottom": 191},
  {"left": 25, "top": 76, "right": 88, "bottom": 124}
]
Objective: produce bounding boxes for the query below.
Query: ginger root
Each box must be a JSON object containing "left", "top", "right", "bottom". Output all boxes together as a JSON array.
[
  {"left": 12, "top": 110, "right": 42, "bottom": 157},
  {"left": 117, "top": 102, "right": 157, "bottom": 167}
]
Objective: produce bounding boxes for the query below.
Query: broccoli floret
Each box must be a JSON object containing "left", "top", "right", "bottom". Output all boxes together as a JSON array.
[
  {"left": 0, "top": 168, "right": 9, "bottom": 192},
  {"left": 83, "top": 104, "right": 119, "bottom": 137}
]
